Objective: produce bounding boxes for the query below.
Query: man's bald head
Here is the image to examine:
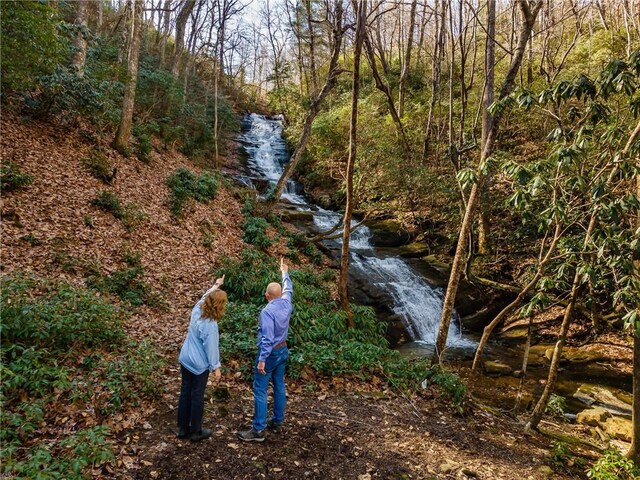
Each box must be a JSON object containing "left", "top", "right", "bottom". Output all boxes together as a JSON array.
[{"left": 265, "top": 282, "right": 282, "bottom": 301}]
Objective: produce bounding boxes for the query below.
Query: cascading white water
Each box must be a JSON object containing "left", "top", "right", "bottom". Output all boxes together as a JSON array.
[{"left": 240, "top": 113, "right": 476, "bottom": 349}]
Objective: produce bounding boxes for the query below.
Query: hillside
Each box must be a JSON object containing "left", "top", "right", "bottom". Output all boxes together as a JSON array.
[{"left": 1, "top": 112, "right": 611, "bottom": 480}]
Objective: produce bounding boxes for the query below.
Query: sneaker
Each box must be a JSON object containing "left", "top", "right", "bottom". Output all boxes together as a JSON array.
[
  {"left": 237, "top": 428, "right": 265, "bottom": 442},
  {"left": 190, "top": 428, "right": 212, "bottom": 442},
  {"left": 177, "top": 427, "right": 190, "bottom": 439},
  {"left": 267, "top": 420, "right": 282, "bottom": 434}
]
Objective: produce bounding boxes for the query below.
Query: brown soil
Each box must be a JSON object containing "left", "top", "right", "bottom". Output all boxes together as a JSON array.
[{"left": 114, "top": 381, "right": 582, "bottom": 480}]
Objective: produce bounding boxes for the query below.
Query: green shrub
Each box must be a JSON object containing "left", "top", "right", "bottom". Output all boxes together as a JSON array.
[
  {"left": 216, "top": 256, "right": 431, "bottom": 393},
  {"left": 0, "top": 274, "right": 165, "bottom": 477},
  {"left": 91, "top": 190, "right": 124, "bottom": 219},
  {"left": 1, "top": 275, "right": 124, "bottom": 351},
  {"left": 423, "top": 364, "right": 466, "bottom": 406},
  {"left": 133, "top": 123, "right": 153, "bottom": 162},
  {"left": 546, "top": 393, "right": 567, "bottom": 419},
  {"left": 0, "top": 162, "right": 33, "bottom": 192},
  {"left": 84, "top": 248, "right": 161, "bottom": 307},
  {"left": 215, "top": 248, "right": 279, "bottom": 302},
  {"left": 587, "top": 447, "right": 639, "bottom": 480},
  {"left": 166, "top": 167, "right": 218, "bottom": 216},
  {"left": 0, "top": 1, "right": 68, "bottom": 93},
  {"left": 2, "top": 426, "right": 114, "bottom": 479},
  {"left": 83, "top": 149, "right": 114, "bottom": 183},
  {"left": 90, "top": 191, "right": 146, "bottom": 230},
  {"left": 242, "top": 216, "right": 273, "bottom": 248},
  {"left": 24, "top": 68, "right": 110, "bottom": 124}
]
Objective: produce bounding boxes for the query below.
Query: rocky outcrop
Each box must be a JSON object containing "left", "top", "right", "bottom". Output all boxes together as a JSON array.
[
  {"left": 483, "top": 360, "right": 514, "bottom": 375},
  {"left": 576, "top": 407, "right": 611, "bottom": 426}
]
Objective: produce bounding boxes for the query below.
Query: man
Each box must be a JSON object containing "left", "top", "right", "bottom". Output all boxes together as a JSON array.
[{"left": 238, "top": 258, "right": 293, "bottom": 442}]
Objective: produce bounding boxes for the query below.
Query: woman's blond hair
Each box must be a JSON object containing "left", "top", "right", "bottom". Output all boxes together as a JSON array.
[{"left": 202, "top": 289, "right": 227, "bottom": 320}]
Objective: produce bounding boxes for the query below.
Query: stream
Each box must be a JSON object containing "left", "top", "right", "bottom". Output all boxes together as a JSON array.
[
  {"left": 236, "top": 113, "right": 633, "bottom": 436},
  {"left": 238, "top": 113, "right": 476, "bottom": 351}
]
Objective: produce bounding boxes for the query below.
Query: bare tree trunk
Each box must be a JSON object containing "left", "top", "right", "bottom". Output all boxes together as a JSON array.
[
  {"left": 434, "top": 0, "right": 543, "bottom": 363},
  {"left": 159, "top": 0, "right": 172, "bottom": 68},
  {"left": 71, "top": 0, "right": 88, "bottom": 76},
  {"left": 422, "top": 0, "right": 446, "bottom": 159},
  {"left": 339, "top": 0, "right": 366, "bottom": 327},
  {"left": 97, "top": 0, "right": 103, "bottom": 32},
  {"left": 267, "top": 2, "right": 345, "bottom": 204},
  {"left": 171, "top": 0, "right": 196, "bottom": 77},
  {"left": 113, "top": 0, "right": 143, "bottom": 153},
  {"left": 398, "top": 0, "right": 417, "bottom": 118},
  {"left": 626, "top": 118, "right": 640, "bottom": 462},
  {"left": 477, "top": 0, "right": 496, "bottom": 255},
  {"left": 629, "top": 323, "right": 640, "bottom": 463},
  {"left": 514, "top": 314, "right": 533, "bottom": 414},
  {"left": 305, "top": 0, "right": 318, "bottom": 98}
]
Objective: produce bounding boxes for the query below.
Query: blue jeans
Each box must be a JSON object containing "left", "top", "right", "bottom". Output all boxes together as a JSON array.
[
  {"left": 177, "top": 365, "right": 209, "bottom": 433},
  {"left": 252, "top": 346, "right": 289, "bottom": 431}
]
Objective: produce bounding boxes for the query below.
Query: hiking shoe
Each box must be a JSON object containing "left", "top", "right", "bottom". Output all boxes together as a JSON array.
[
  {"left": 267, "top": 420, "right": 282, "bottom": 434},
  {"left": 177, "top": 427, "right": 190, "bottom": 439},
  {"left": 190, "top": 428, "right": 212, "bottom": 442},
  {"left": 237, "top": 428, "right": 265, "bottom": 442}
]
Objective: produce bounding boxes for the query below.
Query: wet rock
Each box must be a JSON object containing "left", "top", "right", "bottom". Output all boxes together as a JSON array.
[
  {"left": 461, "top": 307, "right": 494, "bottom": 332},
  {"left": 279, "top": 209, "right": 315, "bottom": 223},
  {"left": 366, "top": 219, "right": 411, "bottom": 247},
  {"left": 395, "top": 241, "right": 431, "bottom": 258},
  {"left": 483, "top": 360, "right": 513, "bottom": 375},
  {"left": 573, "top": 385, "right": 632, "bottom": 416},
  {"left": 602, "top": 417, "right": 632, "bottom": 442},
  {"left": 576, "top": 407, "right": 611, "bottom": 426}
]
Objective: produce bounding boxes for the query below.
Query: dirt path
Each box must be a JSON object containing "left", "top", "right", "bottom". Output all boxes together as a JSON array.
[{"left": 114, "top": 381, "right": 580, "bottom": 480}]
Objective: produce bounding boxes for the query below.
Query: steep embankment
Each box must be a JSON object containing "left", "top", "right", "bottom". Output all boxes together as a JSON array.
[
  {"left": 1, "top": 115, "right": 603, "bottom": 480},
  {"left": 1, "top": 114, "right": 253, "bottom": 347}
]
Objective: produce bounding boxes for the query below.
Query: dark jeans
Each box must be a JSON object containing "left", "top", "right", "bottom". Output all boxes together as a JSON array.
[{"left": 177, "top": 365, "right": 209, "bottom": 433}]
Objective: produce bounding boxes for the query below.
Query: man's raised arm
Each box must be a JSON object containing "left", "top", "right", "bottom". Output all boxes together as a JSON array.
[{"left": 280, "top": 258, "right": 292, "bottom": 302}]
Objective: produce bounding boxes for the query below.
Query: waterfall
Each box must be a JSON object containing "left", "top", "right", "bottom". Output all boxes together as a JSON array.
[{"left": 239, "top": 113, "right": 476, "bottom": 349}]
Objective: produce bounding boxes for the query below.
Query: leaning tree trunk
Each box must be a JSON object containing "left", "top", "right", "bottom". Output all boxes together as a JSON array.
[
  {"left": 434, "top": 0, "right": 543, "bottom": 363},
  {"left": 339, "top": 0, "right": 366, "bottom": 328},
  {"left": 170, "top": 0, "right": 196, "bottom": 77},
  {"left": 113, "top": 0, "right": 143, "bottom": 153},
  {"left": 266, "top": 3, "right": 345, "bottom": 205},
  {"left": 71, "top": 0, "right": 88, "bottom": 76}
]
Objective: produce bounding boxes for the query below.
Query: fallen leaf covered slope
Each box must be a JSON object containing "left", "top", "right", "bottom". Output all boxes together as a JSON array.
[{"left": 1, "top": 113, "right": 247, "bottom": 346}]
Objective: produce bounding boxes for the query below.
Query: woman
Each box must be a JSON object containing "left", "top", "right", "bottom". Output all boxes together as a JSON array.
[{"left": 177, "top": 275, "right": 226, "bottom": 442}]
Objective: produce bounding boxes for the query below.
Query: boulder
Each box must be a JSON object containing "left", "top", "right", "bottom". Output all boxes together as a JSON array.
[
  {"left": 576, "top": 407, "right": 611, "bottom": 426},
  {"left": 366, "top": 219, "right": 412, "bottom": 247},
  {"left": 543, "top": 347, "right": 606, "bottom": 365},
  {"left": 573, "top": 385, "right": 632, "bottom": 416},
  {"left": 483, "top": 360, "right": 513, "bottom": 375},
  {"left": 602, "top": 417, "right": 632, "bottom": 442}
]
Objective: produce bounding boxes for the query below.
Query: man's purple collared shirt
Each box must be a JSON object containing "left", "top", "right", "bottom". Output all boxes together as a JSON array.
[{"left": 257, "top": 273, "right": 293, "bottom": 362}]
